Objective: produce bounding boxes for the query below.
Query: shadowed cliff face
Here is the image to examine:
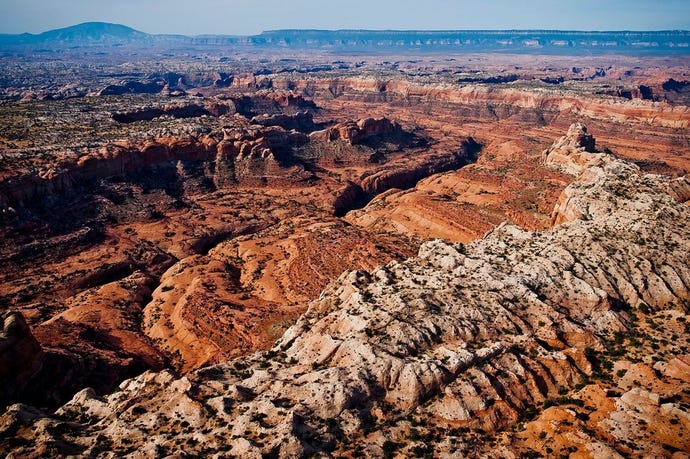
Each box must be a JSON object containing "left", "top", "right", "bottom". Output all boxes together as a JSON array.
[
  {"left": 0, "top": 312, "right": 44, "bottom": 408},
  {"left": 0, "top": 103, "right": 444, "bottom": 214},
  {"left": 0, "top": 91, "right": 481, "bottom": 408},
  {"left": 0, "top": 93, "right": 318, "bottom": 211},
  {"left": 2, "top": 125, "right": 688, "bottom": 458}
]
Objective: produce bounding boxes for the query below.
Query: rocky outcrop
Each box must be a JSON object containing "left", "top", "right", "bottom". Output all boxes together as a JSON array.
[
  {"left": 667, "top": 176, "right": 690, "bottom": 204},
  {"left": 309, "top": 117, "right": 398, "bottom": 144},
  {"left": 626, "top": 85, "right": 653, "bottom": 100},
  {"left": 0, "top": 312, "right": 44, "bottom": 408},
  {"left": 98, "top": 80, "right": 166, "bottom": 96},
  {"left": 97, "top": 72, "right": 235, "bottom": 97},
  {"left": 250, "top": 111, "right": 315, "bottom": 132},
  {"left": 543, "top": 122, "right": 600, "bottom": 178},
  {"left": 323, "top": 136, "right": 478, "bottom": 216},
  {"left": 277, "top": 76, "right": 690, "bottom": 129},
  {"left": 360, "top": 137, "right": 480, "bottom": 194},
  {"left": 598, "top": 84, "right": 655, "bottom": 101},
  {"left": 214, "top": 126, "right": 311, "bottom": 186},
  {"left": 0, "top": 124, "right": 311, "bottom": 211},
  {"left": 662, "top": 78, "right": 690, "bottom": 92},
  {"left": 331, "top": 181, "right": 367, "bottom": 217},
  {"left": 228, "top": 90, "right": 317, "bottom": 117},
  {"left": 544, "top": 122, "right": 690, "bottom": 224},
  {"left": 108, "top": 92, "right": 315, "bottom": 125},
  {"left": 3, "top": 125, "right": 688, "bottom": 457}
]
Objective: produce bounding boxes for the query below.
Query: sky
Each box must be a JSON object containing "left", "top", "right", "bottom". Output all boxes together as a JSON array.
[{"left": 0, "top": 0, "right": 688, "bottom": 36}]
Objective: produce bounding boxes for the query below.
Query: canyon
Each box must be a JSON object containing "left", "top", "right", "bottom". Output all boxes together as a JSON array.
[
  {"left": 2, "top": 121, "right": 689, "bottom": 458},
  {"left": 0, "top": 25, "right": 689, "bottom": 457}
]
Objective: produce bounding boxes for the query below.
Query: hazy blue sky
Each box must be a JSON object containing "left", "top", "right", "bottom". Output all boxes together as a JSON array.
[{"left": 0, "top": 0, "right": 688, "bottom": 35}]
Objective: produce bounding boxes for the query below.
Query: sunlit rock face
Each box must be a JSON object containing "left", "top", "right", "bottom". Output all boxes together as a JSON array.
[{"left": 3, "top": 124, "right": 689, "bottom": 458}]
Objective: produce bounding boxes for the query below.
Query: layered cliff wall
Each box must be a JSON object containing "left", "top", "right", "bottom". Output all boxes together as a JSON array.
[
  {"left": 268, "top": 76, "right": 690, "bottom": 129},
  {"left": 3, "top": 124, "right": 688, "bottom": 457},
  {"left": 0, "top": 126, "right": 309, "bottom": 211}
]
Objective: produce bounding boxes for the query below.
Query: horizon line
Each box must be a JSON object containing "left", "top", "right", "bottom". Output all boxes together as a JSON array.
[{"left": 3, "top": 22, "right": 689, "bottom": 37}]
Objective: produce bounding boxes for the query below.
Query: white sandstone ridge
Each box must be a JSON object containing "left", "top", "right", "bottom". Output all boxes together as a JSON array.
[
  {"left": 545, "top": 122, "right": 690, "bottom": 225},
  {"left": 542, "top": 121, "right": 598, "bottom": 177},
  {"left": 2, "top": 124, "right": 689, "bottom": 457}
]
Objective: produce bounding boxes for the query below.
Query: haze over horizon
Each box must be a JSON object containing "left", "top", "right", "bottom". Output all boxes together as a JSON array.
[{"left": 0, "top": 0, "right": 689, "bottom": 36}]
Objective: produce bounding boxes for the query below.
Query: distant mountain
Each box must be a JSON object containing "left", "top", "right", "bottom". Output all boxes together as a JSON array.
[
  {"left": 37, "top": 22, "right": 149, "bottom": 42},
  {"left": 1, "top": 23, "right": 689, "bottom": 55},
  {"left": 0, "top": 22, "right": 150, "bottom": 46}
]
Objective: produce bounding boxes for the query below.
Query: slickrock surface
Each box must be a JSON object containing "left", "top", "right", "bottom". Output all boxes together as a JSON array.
[
  {"left": 2, "top": 124, "right": 688, "bottom": 457},
  {"left": 142, "top": 216, "right": 414, "bottom": 372}
]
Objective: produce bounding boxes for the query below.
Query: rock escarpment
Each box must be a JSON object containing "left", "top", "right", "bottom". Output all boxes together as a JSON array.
[
  {"left": 0, "top": 312, "right": 44, "bottom": 408},
  {"left": 111, "top": 101, "right": 235, "bottom": 123},
  {"left": 0, "top": 110, "right": 433, "bottom": 214},
  {"left": 279, "top": 76, "right": 690, "bottom": 129},
  {"left": 309, "top": 117, "right": 398, "bottom": 145},
  {"left": 0, "top": 124, "right": 309, "bottom": 211},
  {"left": 542, "top": 121, "right": 598, "bottom": 177},
  {"left": 2, "top": 124, "right": 688, "bottom": 457},
  {"left": 359, "top": 136, "right": 480, "bottom": 195}
]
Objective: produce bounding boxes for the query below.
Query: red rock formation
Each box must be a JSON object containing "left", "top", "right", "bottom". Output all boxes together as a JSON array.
[
  {"left": 275, "top": 76, "right": 690, "bottom": 129},
  {"left": 0, "top": 126, "right": 311, "bottom": 210},
  {"left": 4, "top": 126, "right": 688, "bottom": 456},
  {"left": 0, "top": 312, "right": 44, "bottom": 408},
  {"left": 250, "top": 111, "right": 315, "bottom": 131},
  {"left": 667, "top": 176, "right": 690, "bottom": 204},
  {"left": 309, "top": 117, "right": 397, "bottom": 144},
  {"left": 542, "top": 122, "right": 601, "bottom": 177},
  {"left": 360, "top": 137, "right": 479, "bottom": 194}
]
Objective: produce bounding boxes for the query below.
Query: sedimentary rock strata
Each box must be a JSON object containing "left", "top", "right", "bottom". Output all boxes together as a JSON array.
[
  {"left": 1, "top": 44, "right": 690, "bottom": 457},
  {"left": 1, "top": 93, "right": 479, "bottom": 405},
  {"left": 2, "top": 125, "right": 687, "bottom": 457}
]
